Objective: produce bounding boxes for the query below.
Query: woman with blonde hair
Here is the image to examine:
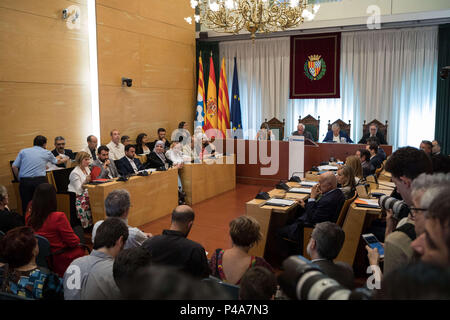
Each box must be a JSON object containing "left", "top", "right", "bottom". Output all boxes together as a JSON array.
[
  {"left": 345, "top": 155, "right": 363, "bottom": 184},
  {"left": 68, "top": 151, "right": 92, "bottom": 228},
  {"left": 209, "top": 216, "right": 274, "bottom": 285},
  {"left": 337, "top": 165, "right": 356, "bottom": 199}
]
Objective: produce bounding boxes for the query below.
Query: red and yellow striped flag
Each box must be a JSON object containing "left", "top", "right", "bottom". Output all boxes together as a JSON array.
[
  {"left": 205, "top": 55, "right": 218, "bottom": 133},
  {"left": 218, "top": 58, "right": 231, "bottom": 138}
]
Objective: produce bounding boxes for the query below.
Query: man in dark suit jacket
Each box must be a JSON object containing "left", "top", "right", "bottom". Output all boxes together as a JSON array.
[
  {"left": 142, "top": 205, "right": 209, "bottom": 279},
  {"left": 291, "top": 123, "right": 314, "bottom": 141},
  {"left": 116, "top": 145, "right": 144, "bottom": 176},
  {"left": 358, "top": 124, "right": 387, "bottom": 145},
  {"left": 323, "top": 123, "right": 353, "bottom": 143},
  {"left": 306, "top": 222, "right": 354, "bottom": 289},
  {"left": 278, "top": 171, "right": 345, "bottom": 242},
  {"left": 368, "top": 142, "right": 383, "bottom": 169},
  {"left": 52, "top": 136, "right": 75, "bottom": 168}
]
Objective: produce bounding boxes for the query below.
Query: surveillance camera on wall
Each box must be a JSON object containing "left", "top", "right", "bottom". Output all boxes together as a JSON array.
[
  {"left": 440, "top": 66, "right": 450, "bottom": 80},
  {"left": 122, "top": 77, "right": 133, "bottom": 87}
]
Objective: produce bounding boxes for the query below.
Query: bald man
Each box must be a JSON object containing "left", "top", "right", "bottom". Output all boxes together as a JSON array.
[
  {"left": 142, "top": 205, "right": 209, "bottom": 279},
  {"left": 278, "top": 171, "right": 345, "bottom": 242}
]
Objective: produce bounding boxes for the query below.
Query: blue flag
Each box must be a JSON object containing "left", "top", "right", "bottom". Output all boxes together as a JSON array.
[{"left": 230, "top": 57, "right": 243, "bottom": 138}]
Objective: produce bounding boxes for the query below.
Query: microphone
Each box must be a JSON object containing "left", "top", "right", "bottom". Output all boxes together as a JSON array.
[
  {"left": 275, "top": 180, "right": 290, "bottom": 191},
  {"left": 289, "top": 172, "right": 302, "bottom": 183},
  {"left": 255, "top": 187, "right": 270, "bottom": 200}
]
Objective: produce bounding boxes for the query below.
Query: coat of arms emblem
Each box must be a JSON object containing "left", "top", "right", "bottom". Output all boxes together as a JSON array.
[{"left": 304, "top": 54, "right": 327, "bottom": 81}]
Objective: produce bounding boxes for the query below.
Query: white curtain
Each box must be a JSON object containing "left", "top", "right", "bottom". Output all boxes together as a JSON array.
[{"left": 219, "top": 26, "right": 438, "bottom": 149}]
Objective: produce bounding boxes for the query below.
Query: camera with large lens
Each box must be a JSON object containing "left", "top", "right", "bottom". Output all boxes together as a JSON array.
[
  {"left": 278, "top": 256, "right": 372, "bottom": 300},
  {"left": 378, "top": 195, "right": 410, "bottom": 220}
]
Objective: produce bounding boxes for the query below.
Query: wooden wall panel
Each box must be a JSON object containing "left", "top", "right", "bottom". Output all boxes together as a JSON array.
[
  {"left": 96, "top": 0, "right": 196, "bottom": 145},
  {"left": 0, "top": 1, "right": 91, "bottom": 210}
]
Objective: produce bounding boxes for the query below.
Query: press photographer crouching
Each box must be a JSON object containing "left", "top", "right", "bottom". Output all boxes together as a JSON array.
[{"left": 365, "top": 147, "right": 432, "bottom": 275}]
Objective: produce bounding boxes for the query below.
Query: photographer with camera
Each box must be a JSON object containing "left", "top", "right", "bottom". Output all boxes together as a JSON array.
[{"left": 366, "top": 147, "right": 432, "bottom": 275}]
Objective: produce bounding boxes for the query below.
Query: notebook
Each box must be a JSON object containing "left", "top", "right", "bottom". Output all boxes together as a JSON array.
[
  {"left": 264, "top": 198, "right": 296, "bottom": 207},
  {"left": 354, "top": 198, "right": 381, "bottom": 209},
  {"left": 288, "top": 188, "right": 312, "bottom": 194},
  {"left": 300, "top": 181, "right": 318, "bottom": 187}
]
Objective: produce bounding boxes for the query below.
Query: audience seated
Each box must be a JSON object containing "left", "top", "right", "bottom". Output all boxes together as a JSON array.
[
  {"left": 165, "top": 142, "right": 185, "bottom": 166},
  {"left": 146, "top": 140, "right": 174, "bottom": 170},
  {"left": 92, "top": 189, "right": 151, "bottom": 249},
  {"left": 239, "top": 266, "right": 277, "bottom": 300},
  {"left": 278, "top": 172, "right": 345, "bottom": 245},
  {"left": 411, "top": 186, "right": 450, "bottom": 267},
  {"left": 307, "top": 222, "right": 354, "bottom": 289},
  {"left": 359, "top": 149, "right": 375, "bottom": 178},
  {"left": 431, "top": 140, "right": 441, "bottom": 155},
  {"left": 209, "top": 216, "right": 274, "bottom": 285},
  {"left": 91, "top": 145, "right": 119, "bottom": 179},
  {"left": 120, "top": 135, "right": 131, "bottom": 146},
  {"left": 431, "top": 153, "right": 450, "bottom": 173},
  {"left": 376, "top": 262, "right": 450, "bottom": 300},
  {"left": 151, "top": 128, "right": 171, "bottom": 151},
  {"left": 106, "top": 129, "right": 125, "bottom": 161},
  {"left": 80, "top": 218, "right": 128, "bottom": 300},
  {"left": 0, "top": 226, "right": 63, "bottom": 299},
  {"left": 336, "top": 165, "right": 356, "bottom": 200},
  {"left": 26, "top": 183, "right": 85, "bottom": 277},
  {"left": 0, "top": 185, "right": 24, "bottom": 234},
  {"left": 63, "top": 217, "right": 129, "bottom": 300},
  {"left": 116, "top": 145, "right": 144, "bottom": 176},
  {"left": 182, "top": 136, "right": 201, "bottom": 163},
  {"left": 174, "top": 121, "right": 191, "bottom": 145},
  {"left": 367, "top": 137, "right": 386, "bottom": 161},
  {"left": 358, "top": 123, "right": 387, "bottom": 145},
  {"left": 345, "top": 155, "right": 364, "bottom": 183},
  {"left": 68, "top": 152, "right": 92, "bottom": 228},
  {"left": 112, "top": 247, "right": 152, "bottom": 298},
  {"left": 52, "top": 136, "right": 75, "bottom": 168},
  {"left": 323, "top": 123, "right": 353, "bottom": 143},
  {"left": 419, "top": 140, "right": 433, "bottom": 155},
  {"left": 82, "top": 135, "right": 98, "bottom": 164},
  {"left": 367, "top": 141, "right": 383, "bottom": 169},
  {"left": 135, "top": 133, "right": 152, "bottom": 155},
  {"left": 291, "top": 123, "right": 313, "bottom": 140},
  {"left": 142, "top": 205, "right": 209, "bottom": 279}
]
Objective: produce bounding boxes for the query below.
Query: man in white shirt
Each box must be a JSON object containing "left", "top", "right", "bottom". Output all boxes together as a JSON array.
[
  {"left": 106, "top": 129, "right": 125, "bottom": 161},
  {"left": 82, "top": 135, "right": 98, "bottom": 164}
]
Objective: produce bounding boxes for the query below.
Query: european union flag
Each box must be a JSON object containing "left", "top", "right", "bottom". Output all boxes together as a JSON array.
[{"left": 230, "top": 57, "right": 243, "bottom": 138}]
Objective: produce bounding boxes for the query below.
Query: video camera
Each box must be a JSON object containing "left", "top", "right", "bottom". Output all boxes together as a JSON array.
[
  {"left": 378, "top": 195, "right": 410, "bottom": 220},
  {"left": 277, "top": 256, "right": 373, "bottom": 300}
]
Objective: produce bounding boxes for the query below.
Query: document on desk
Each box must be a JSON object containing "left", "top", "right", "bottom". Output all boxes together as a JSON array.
[
  {"left": 318, "top": 165, "right": 338, "bottom": 171},
  {"left": 288, "top": 188, "right": 312, "bottom": 194},
  {"left": 264, "top": 198, "right": 296, "bottom": 207},
  {"left": 354, "top": 198, "right": 381, "bottom": 209},
  {"left": 300, "top": 181, "right": 318, "bottom": 187}
]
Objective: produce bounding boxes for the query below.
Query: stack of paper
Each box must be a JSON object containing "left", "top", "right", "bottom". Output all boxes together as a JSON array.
[
  {"left": 300, "top": 181, "right": 318, "bottom": 187},
  {"left": 265, "top": 198, "right": 296, "bottom": 207},
  {"left": 288, "top": 188, "right": 312, "bottom": 194},
  {"left": 318, "top": 165, "right": 339, "bottom": 171},
  {"left": 354, "top": 198, "right": 381, "bottom": 208}
]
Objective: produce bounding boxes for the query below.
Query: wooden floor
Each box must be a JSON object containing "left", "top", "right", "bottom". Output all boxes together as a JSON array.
[{"left": 139, "top": 183, "right": 273, "bottom": 257}]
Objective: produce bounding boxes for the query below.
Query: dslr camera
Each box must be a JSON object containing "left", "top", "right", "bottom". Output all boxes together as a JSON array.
[{"left": 378, "top": 195, "right": 410, "bottom": 220}]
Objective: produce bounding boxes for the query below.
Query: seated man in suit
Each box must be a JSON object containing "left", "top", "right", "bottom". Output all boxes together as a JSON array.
[
  {"left": 307, "top": 222, "right": 354, "bottom": 289},
  {"left": 358, "top": 123, "right": 387, "bottom": 145},
  {"left": 150, "top": 128, "right": 171, "bottom": 151},
  {"left": 323, "top": 123, "right": 353, "bottom": 143},
  {"left": 116, "top": 144, "right": 144, "bottom": 176},
  {"left": 367, "top": 141, "right": 383, "bottom": 169},
  {"left": 359, "top": 149, "right": 375, "bottom": 178},
  {"left": 291, "top": 123, "right": 314, "bottom": 140},
  {"left": 420, "top": 140, "right": 433, "bottom": 156},
  {"left": 52, "top": 136, "right": 75, "bottom": 168},
  {"left": 91, "top": 145, "right": 119, "bottom": 179},
  {"left": 278, "top": 171, "right": 345, "bottom": 242}
]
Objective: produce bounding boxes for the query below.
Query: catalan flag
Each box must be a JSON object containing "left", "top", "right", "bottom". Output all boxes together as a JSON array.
[
  {"left": 218, "top": 58, "right": 231, "bottom": 138},
  {"left": 195, "top": 54, "right": 206, "bottom": 130},
  {"left": 205, "top": 54, "right": 218, "bottom": 135}
]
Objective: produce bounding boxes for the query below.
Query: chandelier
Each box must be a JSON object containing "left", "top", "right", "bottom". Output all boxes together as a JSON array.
[{"left": 185, "top": 0, "right": 320, "bottom": 40}]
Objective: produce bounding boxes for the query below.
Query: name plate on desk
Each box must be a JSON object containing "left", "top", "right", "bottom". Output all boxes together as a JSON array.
[{"left": 264, "top": 198, "right": 296, "bottom": 207}]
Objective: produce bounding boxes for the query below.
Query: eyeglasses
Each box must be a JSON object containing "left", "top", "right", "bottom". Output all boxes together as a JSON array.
[
  {"left": 410, "top": 207, "right": 427, "bottom": 218},
  {"left": 56, "top": 143, "right": 66, "bottom": 146}
]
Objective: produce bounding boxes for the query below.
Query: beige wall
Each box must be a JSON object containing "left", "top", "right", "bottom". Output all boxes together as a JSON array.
[
  {"left": 0, "top": 0, "right": 92, "bottom": 210},
  {"left": 96, "top": 0, "right": 196, "bottom": 145}
]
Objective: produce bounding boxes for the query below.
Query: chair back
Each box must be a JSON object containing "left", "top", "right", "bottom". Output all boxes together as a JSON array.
[
  {"left": 51, "top": 167, "right": 75, "bottom": 192},
  {"left": 265, "top": 117, "right": 285, "bottom": 140},
  {"left": 375, "top": 162, "right": 384, "bottom": 179},
  {"left": 203, "top": 276, "right": 240, "bottom": 300},
  {"left": 336, "top": 193, "right": 357, "bottom": 227},
  {"left": 363, "top": 119, "right": 388, "bottom": 143},
  {"left": 35, "top": 234, "right": 52, "bottom": 269},
  {"left": 298, "top": 115, "right": 320, "bottom": 141},
  {"left": 328, "top": 119, "right": 351, "bottom": 138}
]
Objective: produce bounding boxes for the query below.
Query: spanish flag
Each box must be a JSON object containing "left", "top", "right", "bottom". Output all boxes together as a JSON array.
[
  {"left": 218, "top": 58, "right": 231, "bottom": 138},
  {"left": 205, "top": 54, "right": 218, "bottom": 134}
]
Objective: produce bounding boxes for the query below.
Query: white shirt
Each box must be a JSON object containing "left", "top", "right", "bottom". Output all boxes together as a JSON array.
[
  {"left": 333, "top": 134, "right": 340, "bottom": 143},
  {"left": 127, "top": 156, "right": 138, "bottom": 173},
  {"left": 68, "top": 166, "right": 91, "bottom": 195},
  {"left": 106, "top": 141, "right": 125, "bottom": 161},
  {"left": 166, "top": 149, "right": 184, "bottom": 165},
  {"left": 82, "top": 145, "right": 96, "bottom": 165}
]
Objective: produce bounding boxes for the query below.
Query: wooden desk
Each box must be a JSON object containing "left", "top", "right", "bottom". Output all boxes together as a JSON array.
[
  {"left": 246, "top": 182, "right": 309, "bottom": 261},
  {"left": 179, "top": 155, "right": 236, "bottom": 205},
  {"left": 86, "top": 169, "right": 178, "bottom": 227}
]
